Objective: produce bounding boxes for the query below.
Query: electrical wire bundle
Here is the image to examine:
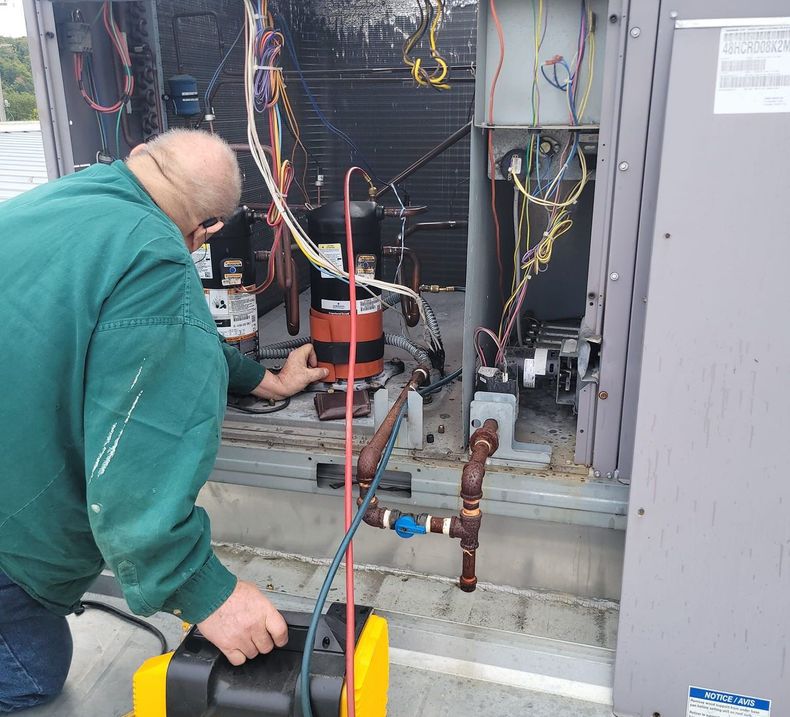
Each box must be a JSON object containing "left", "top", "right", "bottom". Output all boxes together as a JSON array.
[
  {"left": 72, "top": 1, "right": 134, "bottom": 159},
  {"left": 241, "top": 0, "right": 443, "bottom": 353},
  {"left": 476, "top": 0, "right": 595, "bottom": 368},
  {"left": 403, "top": 0, "right": 451, "bottom": 90}
]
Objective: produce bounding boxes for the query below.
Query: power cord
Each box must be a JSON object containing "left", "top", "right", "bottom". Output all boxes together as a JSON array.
[{"left": 75, "top": 600, "right": 169, "bottom": 655}]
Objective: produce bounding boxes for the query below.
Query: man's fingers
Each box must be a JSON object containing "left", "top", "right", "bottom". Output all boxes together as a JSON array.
[
  {"left": 291, "top": 343, "right": 312, "bottom": 365},
  {"left": 251, "top": 625, "right": 275, "bottom": 655},
  {"left": 306, "top": 367, "right": 330, "bottom": 383},
  {"left": 307, "top": 344, "right": 318, "bottom": 368},
  {"left": 225, "top": 648, "right": 248, "bottom": 667},
  {"left": 266, "top": 609, "right": 289, "bottom": 648}
]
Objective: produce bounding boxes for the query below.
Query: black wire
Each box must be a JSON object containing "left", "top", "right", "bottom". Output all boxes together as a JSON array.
[
  {"left": 75, "top": 600, "right": 169, "bottom": 655},
  {"left": 227, "top": 396, "right": 291, "bottom": 414}
]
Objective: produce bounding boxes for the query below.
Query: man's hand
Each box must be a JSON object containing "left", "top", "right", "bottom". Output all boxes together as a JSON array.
[
  {"left": 197, "top": 580, "right": 288, "bottom": 666},
  {"left": 252, "top": 343, "right": 329, "bottom": 400}
]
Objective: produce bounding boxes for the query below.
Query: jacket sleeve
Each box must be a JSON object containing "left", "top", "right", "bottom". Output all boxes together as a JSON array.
[
  {"left": 222, "top": 340, "right": 265, "bottom": 394},
  {"left": 83, "top": 257, "right": 237, "bottom": 623}
]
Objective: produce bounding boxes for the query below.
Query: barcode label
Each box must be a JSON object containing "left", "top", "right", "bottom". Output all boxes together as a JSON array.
[
  {"left": 714, "top": 23, "right": 790, "bottom": 114},
  {"left": 720, "top": 58, "right": 767, "bottom": 73},
  {"left": 719, "top": 73, "right": 790, "bottom": 89}
]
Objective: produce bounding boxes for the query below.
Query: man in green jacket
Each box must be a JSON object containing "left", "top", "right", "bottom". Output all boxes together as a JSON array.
[{"left": 0, "top": 129, "right": 327, "bottom": 711}]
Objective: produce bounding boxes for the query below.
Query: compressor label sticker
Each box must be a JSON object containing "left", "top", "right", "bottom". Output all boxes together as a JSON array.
[
  {"left": 687, "top": 687, "right": 770, "bottom": 717},
  {"left": 319, "top": 243, "right": 344, "bottom": 279},
  {"left": 715, "top": 23, "right": 790, "bottom": 114},
  {"left": 192, "top": 243, "right": 212, "bottom": 279},
  {"left": 321, "top": 297, "right": 378, "bottom": 315},
  {"left": 205, "top": 289, "right": 258, "bottom": 340},
  {"left": 221, "top": 259, "right": 243, "bottom": 287}
]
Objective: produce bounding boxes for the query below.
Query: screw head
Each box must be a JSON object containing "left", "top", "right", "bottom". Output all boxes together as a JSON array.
[
  {"left": 618, "top": 161, "right": 629, "bottom": 171},
  {"left": 609, "top": 272, "right": 620, "bottom": 281},
  {"left": 598, "top": 390, "right": 609, "bottom": 400},
  {"left": 609, "top": 13, "right": 619, "bottom": 23},
  {"left": 630, "top": 27, "right": 641, "bottom": 37},
  {"left": 664, "top": 232, "right": 671, "bottom": 239},
  {"left": 594, "top": 470, "right": 602, "bottom": 478},
  {"left": 638, "top": 508, "right": 646, "bottom": 516}
]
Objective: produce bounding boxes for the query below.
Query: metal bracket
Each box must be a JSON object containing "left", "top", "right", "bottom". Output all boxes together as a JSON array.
[
  {"left": 469, "top": 392, "right": 551, "bottom": 466},
  {"left": 374, "top": 389, "right": 424, "bottom": 450}
]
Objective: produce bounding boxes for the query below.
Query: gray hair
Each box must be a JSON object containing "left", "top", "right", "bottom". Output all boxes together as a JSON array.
[{"left": 141, "top": 129, "right": 242, "bottom": 221}]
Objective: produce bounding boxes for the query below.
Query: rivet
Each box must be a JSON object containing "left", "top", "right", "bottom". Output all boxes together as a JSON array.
[
  {"left": 618, "top": 161, "right": 629, "bottom": 171},
  {"left": 606, "top": 472, "right": 613, "bottom": 479},
  {"left": 638, "top": 508, "right": 646, "bottom": 516},
  {"left": 598, "top": 390, "right": 609, "bottom": 400},
  {"left": 610, "top": 272, "right": 620, "bottom": 281},
  {"left": 664, "top": 232, "right": 671, "bottom": 239},
  {"left": 594, "top": 470, "right": 602, "bottom": 478},
  {"left": 630, "top": 27, "right": 641, "bottom": 37}
]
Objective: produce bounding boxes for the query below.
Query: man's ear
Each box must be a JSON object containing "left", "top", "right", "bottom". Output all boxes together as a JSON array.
[{"left": 185, "top": 230, "right": 203, "bottom": 253}]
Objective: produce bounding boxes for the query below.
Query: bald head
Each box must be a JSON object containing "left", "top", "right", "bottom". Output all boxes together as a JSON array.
[{"left": 127, "top": 129, "right": 242, "bottom": 237}]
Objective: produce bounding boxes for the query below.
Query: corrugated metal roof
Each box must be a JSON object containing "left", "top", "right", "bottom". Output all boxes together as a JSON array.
[{"left": 0, "top": 121, "right": 48, "bottom": 202}]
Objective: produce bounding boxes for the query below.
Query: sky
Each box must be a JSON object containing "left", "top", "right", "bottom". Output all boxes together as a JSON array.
[{"left": 0, "top": 0, "right": 27, "bottom": 38}]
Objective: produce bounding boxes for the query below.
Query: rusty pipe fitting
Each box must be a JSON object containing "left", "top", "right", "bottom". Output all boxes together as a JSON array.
[
  {"left": 356, "top": 367, "right": 430, "bottom": 522},
  {"left": 449, "top": 419, "right": 499, "bottom": 592},
  {"left": 382, "top": 246, "right": 421, "bottom": 327}
]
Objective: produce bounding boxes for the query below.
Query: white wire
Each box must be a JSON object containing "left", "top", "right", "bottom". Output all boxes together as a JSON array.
[{"left": 241, "top": 0, "right": 441, "bottom": 350}]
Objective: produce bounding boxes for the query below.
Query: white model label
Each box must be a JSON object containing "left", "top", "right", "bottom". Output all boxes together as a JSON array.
[
  {"left": 687, "top": 687, "right": 770, "bottom": 717},
  {"left": 193, "top": 243, "right": 213, "bottom": 279},
  {"left": 205, "top": 288, "right": 258, "bottom": 339},
  {"left": 319, "top": 243, "right": 344, "bottom": 279},
  {"left": 321, "top": 297, "right": 378, "bottom": 315},
  {"left": 715, "top": 24, "right": 790, "bottom": 114}
]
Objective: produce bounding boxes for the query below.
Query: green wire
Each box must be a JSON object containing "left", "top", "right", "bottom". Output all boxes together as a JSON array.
[{"left": 115, "top": 107, "right": 123, "bottom": 159}]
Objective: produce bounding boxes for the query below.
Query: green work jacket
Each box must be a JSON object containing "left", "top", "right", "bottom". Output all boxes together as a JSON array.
[{"left": 0, "top": 161, "right": 264, "bottom": 623}]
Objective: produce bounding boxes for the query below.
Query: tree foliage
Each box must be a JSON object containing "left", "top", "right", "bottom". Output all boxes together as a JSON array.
[{"left": 0, "top": 36, "right": 38, "bottom": 120}]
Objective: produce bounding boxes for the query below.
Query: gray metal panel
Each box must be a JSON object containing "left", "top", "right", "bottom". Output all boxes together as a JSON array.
[
  {"left": 585, "top": 0, "right": 661, "bottom": 476},
  {"left": 478, "top": 0, "right": 609, "bottom": 126},
  {"left": 201, "top": 481, "right": 626, "bottom": 600},
  {"left": 614, "top": 2, "right": 790, "bottom": 715},
  {"left": 23, "top": 0, "right": 74, "bottom": 177}
]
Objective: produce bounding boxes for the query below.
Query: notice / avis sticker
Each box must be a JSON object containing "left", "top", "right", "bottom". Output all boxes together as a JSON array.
[
  {"left": 715, "top": 23, "right": 790, "bottom": 114},
  {"left": 687, "top": 687, "right": 770, "bottom": 717}
]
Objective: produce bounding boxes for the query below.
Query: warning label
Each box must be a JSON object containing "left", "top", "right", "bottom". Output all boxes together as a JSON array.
[
  {"left": 319, "top": 243, "right": 344, "bottom": 279},
  {"left": 321, "top": 297, "right": 379, "bottom": 315},
  {"left": 687, "top": 687, "right": 771, "bottom": 717},
  {"left": 192, "top": 243, "right": 213, "bottom": 279},
  {"left": 715, "top": 23, "right": 790, "bottom": 114},
  {"left": 205, "top": 288, "right": 258, "bottom": 340}
]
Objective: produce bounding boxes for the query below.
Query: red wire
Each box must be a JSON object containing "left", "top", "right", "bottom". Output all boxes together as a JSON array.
[
  {"left": 488, "top": 0, "right": 506, "bottom": 304},
  {"left": 342, "top": 166, "right": 364, "bottom": 717}
]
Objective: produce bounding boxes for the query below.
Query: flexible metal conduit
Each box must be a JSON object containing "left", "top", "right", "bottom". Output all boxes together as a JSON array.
[
  {"left": 381, "top": 293, "right": 443, "bottom": 350},
  {"left": 258, "top": 334, "right": 431, "bottom": 365}
]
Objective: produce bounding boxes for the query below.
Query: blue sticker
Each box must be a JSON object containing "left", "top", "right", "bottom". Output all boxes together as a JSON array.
[{"left": 688, "top": 686, "right": 770, "bottom": 716}]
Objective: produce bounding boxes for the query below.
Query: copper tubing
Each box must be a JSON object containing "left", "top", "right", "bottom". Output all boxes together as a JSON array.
[
  {"left": 382, "top": 246, "right": 421, "bottom": 327},
  {"left": 404, "top": 220, "right": 468, "bottom": 238},
  {"left": 285, "top": 257, "right": 300, "bottom": 335},
  {"left": 356, "top": 368, "right": 429, "bottom": 526}
]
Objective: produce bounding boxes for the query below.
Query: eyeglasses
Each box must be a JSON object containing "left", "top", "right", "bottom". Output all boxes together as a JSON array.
[{"left": 200, "top": 217, "right": 221, "bottom": 230}]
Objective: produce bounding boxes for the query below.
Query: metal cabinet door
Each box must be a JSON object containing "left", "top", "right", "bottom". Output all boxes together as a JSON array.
[{"left": 614, "top": 2, "right": 790, "bottom": 716}]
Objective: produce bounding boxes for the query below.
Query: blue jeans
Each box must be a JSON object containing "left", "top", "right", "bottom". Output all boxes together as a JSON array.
[{"left": 0, "top": 572, "right": 72, "bottom": 712}]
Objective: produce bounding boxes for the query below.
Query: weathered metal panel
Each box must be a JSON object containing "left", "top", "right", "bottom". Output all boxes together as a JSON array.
[{"left": 614, "top": 1, "right": 790, "bottom": 715}]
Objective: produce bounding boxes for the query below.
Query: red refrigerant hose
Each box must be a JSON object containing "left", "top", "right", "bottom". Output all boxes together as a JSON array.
[{"left": 342, "top": 166, "right": 368, "bottom": 717}]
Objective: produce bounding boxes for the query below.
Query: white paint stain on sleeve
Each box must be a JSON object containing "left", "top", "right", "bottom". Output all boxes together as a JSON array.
[
  {"left": 129, "top": 359, "right": 146, "bottom": 391},
  {"left": 89, "top": 390, "right": 144, "bottom": 481}
]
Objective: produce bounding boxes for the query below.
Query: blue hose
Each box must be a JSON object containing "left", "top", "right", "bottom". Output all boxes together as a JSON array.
[{"left": 298, "top": 367, "right": 461, "bottom": 715}]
